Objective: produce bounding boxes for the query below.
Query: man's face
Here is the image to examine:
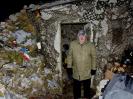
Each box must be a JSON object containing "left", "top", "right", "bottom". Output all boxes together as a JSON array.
[{"left": 78, "top": 35, "right": 86, "bottom": 44}]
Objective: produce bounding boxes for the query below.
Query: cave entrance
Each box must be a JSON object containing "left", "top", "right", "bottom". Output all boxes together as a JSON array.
[{"left": 61, "top": 22, "right": 87, "bottom": 97}]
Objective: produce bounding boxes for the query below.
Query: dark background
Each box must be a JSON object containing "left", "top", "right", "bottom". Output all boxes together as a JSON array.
[{"left": 0, "top": 0, "right": 56, "bottom": 21}]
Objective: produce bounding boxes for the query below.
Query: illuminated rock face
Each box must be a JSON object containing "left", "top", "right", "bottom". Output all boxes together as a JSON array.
[{"left": 0, "top": 0, "right": 133, "bottom": 98}]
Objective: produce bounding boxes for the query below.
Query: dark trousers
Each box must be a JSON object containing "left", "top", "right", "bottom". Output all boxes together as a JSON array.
[{"left": 73, "top": 78, "right": 91, "bottom": 99}]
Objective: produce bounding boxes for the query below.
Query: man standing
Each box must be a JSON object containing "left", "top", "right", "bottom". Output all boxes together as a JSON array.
[{"left": 67, "top": 30, "right": 96, "bottom": 99}]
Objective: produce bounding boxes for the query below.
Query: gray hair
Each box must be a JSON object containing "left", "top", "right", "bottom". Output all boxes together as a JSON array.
[{"left": 78, "top": 30, "right": 86, "bottom": 36}]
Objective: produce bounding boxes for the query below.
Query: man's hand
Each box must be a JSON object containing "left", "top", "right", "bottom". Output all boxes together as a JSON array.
[{"left": 91, "top": 70, "right": 96, "bottom": 75}]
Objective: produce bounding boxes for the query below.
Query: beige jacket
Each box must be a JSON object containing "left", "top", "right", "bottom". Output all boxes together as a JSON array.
[{"left": 67, "top": 40, "right": 96, "bottom": 81}]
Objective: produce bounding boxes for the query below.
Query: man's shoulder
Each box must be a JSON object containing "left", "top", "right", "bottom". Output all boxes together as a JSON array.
[
  {"left": 70, "top": 40, "right": 78, "bottom": 45},
  {"left": 87, "top": 42, "right": 95, "bottom": 46}
]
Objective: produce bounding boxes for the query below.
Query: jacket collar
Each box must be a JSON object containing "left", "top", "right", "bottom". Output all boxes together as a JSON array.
[{"left": 76, "top": 39, "right": 88, "bottom": 45}]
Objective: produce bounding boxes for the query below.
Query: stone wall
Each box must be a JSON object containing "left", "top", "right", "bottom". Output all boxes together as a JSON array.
[{"left": 39, "top": 0, "right": 133, "bottom": 85}]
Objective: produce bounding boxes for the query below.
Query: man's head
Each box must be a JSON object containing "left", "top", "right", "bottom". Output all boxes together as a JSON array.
[{"left": 78, "top": 30, "right": 87, "bottom": 44}]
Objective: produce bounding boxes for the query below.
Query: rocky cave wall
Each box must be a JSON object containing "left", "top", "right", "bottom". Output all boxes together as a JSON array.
[{"left": 39, "top": 0, "right": 133, "bottom": 85}]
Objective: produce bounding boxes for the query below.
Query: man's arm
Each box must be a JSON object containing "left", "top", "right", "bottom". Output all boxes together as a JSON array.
[{"left": 91, "top": 44, "right": 96, "bottom": 75}]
